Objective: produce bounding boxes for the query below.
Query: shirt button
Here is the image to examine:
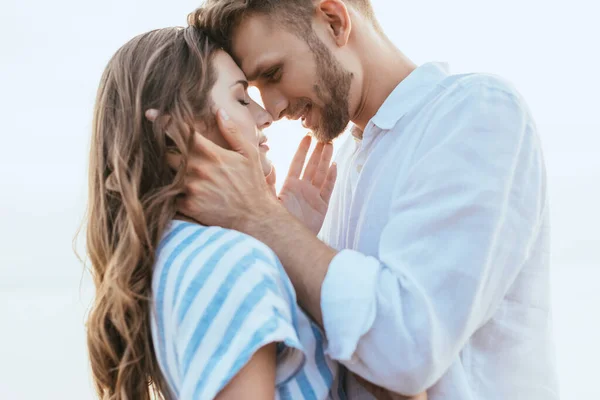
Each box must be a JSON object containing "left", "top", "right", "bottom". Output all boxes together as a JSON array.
[{"left": 356, "top": 164, "right": 363, "bottom": 172}]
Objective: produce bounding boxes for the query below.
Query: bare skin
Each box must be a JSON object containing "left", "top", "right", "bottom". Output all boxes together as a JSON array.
[{"left": 216, "top": 344, "right": 277, "bottom": 399}]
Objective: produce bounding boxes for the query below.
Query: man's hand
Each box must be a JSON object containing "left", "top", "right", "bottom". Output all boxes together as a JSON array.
[
  {"left": 278, "top": 135, "right": 337, "bottom": 235},
  {"left": 354, "top": 375, "right": 428, "bottom": 400},
  {"left": 173, "top": 108, "right": 279, "bottom": 230},
  {"left": 147, "top": 107, "right": 337, "bottom": 326}
]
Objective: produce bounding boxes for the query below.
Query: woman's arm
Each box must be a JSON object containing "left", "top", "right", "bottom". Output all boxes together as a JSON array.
[{"left": 216, "top": 344, "right": 277, "bottom": 400}]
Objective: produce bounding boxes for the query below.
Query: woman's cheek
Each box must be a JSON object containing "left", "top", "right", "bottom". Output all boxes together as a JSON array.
[{"left": 236, "top": 116, "right": 259, "bottom": 145}]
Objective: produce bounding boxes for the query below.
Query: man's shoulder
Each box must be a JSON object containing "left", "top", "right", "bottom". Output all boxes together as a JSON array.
[{"left": 440, "top": 71, "right": 524, "bottom": 103}]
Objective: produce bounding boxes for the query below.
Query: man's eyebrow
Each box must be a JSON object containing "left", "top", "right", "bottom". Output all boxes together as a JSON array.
[
  {"left": 245, "top": 66, "right": 261, "bottom": 83},
  {"left": 245, "top": 59, "right": 271, "bottom": 83},
  {"left": 230, "top": 80, "right": 249, "bottom": 90}
]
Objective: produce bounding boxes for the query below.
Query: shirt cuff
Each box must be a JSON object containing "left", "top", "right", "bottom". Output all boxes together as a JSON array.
[{"left": 321, "top": 249, "right": 380, "bottom": 362}]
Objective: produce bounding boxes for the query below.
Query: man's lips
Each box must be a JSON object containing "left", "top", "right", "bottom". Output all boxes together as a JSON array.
[{"left": 289, "top": 103, "right": 311, "bottom": 121}]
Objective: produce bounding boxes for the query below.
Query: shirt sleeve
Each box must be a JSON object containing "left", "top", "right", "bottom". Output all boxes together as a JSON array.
[
  {"left": 172, "top": 234, "right": 306, "bottom": 399},
  {"left": 320, "top": 81, "right": 547, "bottom": 395}
]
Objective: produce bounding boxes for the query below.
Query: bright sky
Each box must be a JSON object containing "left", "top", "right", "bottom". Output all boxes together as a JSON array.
[{"left": 0, "top": 0, "right": 598, "bottom": 398}]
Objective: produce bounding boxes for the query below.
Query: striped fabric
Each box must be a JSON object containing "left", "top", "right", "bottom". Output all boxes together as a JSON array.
[{"left": 151, "top": 220, "right": 345, "bottom": 399}]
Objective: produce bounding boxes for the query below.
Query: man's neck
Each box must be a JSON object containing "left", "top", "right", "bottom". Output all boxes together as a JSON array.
[{"left": 351, "top": 35, "right": 416, "bottom": 136}]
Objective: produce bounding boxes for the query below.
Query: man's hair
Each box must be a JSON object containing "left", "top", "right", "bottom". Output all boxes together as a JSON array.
[{"left": 188, "top": 0, "right": 379, "bottom": 51}]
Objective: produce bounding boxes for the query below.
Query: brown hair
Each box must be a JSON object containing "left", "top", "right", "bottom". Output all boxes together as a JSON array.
[
  {"left": 189, "top": 0, "right": 380, "bottom": 52},
  {"left": 85, "top": 26, "right": 218, "bottom": 400}
]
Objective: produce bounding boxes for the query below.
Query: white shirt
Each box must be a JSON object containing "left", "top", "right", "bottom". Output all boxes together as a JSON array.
[{"left": 319, "top": 63, "right": 559, "bottom": 400}]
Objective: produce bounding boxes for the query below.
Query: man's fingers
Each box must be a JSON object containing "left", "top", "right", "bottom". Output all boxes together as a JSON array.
[
  {"left": 145, "top": 108, "right": 176, "bottom": 136},
  {"left": 188, "top": 130, "right": 225, "bottom": 161},
  {"left": 302, "top": 141, "right": 324, "bottom": 182},
  {"left": 145, "top": 109, "right": 173, "bottom": 129},
  {"left": 176, "top": 195, "right": 195, "bottom": 221},
  {"left": 287, "top": 135, "right": 312, "bottom": 179},
  {"left": 166, "top": 151, "right": 182, "bottom": 171},
  {"left": 320, "top": 162, "right": 337, "bottom": 204},
  {"left": 145, "top": 109, "right": 160, "bottom": 122},
  {"left": 266, "top": 166, "right": 277, "bottom": 198},
  {"left": 216, "top": 108, "right": 254, "bottom": 157},
  {"left": 312, "top": 142, "right": 333, "bottom": 188}
]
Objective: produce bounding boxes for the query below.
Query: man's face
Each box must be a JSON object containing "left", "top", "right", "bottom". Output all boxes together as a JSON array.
[{"left": 231, "top": 13, "right": 353, "bottom": 142}]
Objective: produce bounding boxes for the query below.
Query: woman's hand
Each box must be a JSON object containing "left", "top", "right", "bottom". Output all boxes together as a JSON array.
[{"left": 277, "top": 135, "right": 337, "bottom": 235}]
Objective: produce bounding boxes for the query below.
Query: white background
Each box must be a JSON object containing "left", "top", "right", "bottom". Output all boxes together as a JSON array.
[{"left": 1, "top": 0, "right": 598, "bottom": 398}]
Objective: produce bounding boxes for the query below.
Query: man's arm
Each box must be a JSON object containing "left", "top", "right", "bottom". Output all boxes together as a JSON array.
[
  {"left": 236, "top": 198, "right": 335, "bottom": 326},
  {"left": 177, "top": 85, "right": 544, "bottom": 395}
]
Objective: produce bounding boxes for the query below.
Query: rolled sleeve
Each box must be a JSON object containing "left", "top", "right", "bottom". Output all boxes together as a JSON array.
[{"left": 320, "top": 249, "right": 380, "bottom": 361}]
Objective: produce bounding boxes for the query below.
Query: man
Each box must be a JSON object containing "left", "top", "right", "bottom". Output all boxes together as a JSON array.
[{"left": 178, "top": 0, "right": 559, "bottom": 398}]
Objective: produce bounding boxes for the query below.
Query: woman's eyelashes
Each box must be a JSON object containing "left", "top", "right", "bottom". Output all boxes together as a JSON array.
[{"left": 237, "top": 88, "right": 250, "bottom": 106}]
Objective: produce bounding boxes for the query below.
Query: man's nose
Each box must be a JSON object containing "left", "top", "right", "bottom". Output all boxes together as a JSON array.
[{"left": 262, "top": 88, "right": 288, "bottom": 121}]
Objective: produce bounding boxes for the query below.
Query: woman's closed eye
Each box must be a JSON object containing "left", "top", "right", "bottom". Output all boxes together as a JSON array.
[{"left": 236, "top": 86, "right": 251, "bottom": 106}]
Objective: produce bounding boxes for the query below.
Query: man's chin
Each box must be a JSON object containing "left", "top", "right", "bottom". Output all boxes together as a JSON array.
[
  {"left": 312, "top": 125, "right": 346, "bottom": 142},
  {"left": 310, "top": 112, "right": 350, "bottom": 142}
]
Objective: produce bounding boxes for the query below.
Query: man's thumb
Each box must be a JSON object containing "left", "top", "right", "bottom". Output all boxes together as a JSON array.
[{"left": 216, "top": 108, "right": 250, "bottom": 155}]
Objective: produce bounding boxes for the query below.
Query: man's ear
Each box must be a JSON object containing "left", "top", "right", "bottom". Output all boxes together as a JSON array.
[{"left": 317, "top": 0, "right": 352, "bottom": 47}]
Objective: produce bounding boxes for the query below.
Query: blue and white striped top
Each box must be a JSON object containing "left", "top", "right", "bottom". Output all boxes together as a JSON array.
[{"left": 151, "top": 220, "right": 345, "bottom": 399}]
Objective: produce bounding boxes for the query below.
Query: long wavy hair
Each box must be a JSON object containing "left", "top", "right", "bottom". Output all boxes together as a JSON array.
[{"left": 85, "top": 26, "right": 218, "bottom": 400}]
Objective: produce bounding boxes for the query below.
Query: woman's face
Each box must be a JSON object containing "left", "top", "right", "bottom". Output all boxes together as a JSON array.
[{"left": 204, "top": 50, "right": 273, "bottom": 176}]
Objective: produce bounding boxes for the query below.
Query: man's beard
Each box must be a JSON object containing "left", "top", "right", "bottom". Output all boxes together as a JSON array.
[{"left": 306, "top": 35, "right": 353, "bottom": 142}]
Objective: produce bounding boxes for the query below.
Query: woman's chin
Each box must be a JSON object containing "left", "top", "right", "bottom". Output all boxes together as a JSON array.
[{"left": 262, "top": 159, "right": 273, "bottom": 178}]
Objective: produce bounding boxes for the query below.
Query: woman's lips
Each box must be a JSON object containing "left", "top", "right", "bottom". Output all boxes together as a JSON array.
[
  {"left": 259, "top": 143, "right": 270, "bottom": 151},
  {"left": 258, "top": 135, "right": 269, "bottom": 151}
]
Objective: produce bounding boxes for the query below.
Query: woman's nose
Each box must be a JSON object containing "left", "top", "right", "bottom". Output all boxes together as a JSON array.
[
  {"left": 259, "top": 113, "right": 273, "bottom": 130},
  {"left": 249, "top": 97, "right": 274, "bottom": 130},
  {"left": 253, "top": 101, "right": 273, "bottom": 130}
]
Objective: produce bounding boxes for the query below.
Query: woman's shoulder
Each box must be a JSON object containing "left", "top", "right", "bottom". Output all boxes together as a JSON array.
[
  {"left": 151, "top": 223, "right": 309, "bottom": 400},
  {"left": 156, "top": 221, "right": 280, "bottom": 271},
  {"left": 153, "top": 220, "right": 292, "bottom": 314}
]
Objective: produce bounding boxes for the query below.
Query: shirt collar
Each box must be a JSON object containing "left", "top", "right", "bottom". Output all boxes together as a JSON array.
[{"left": 370, "top": 62, "right": 450, "bottom": 131}]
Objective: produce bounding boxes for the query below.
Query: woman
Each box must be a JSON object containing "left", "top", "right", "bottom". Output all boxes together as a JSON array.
[{"left": 85, "top": 26, "right": 341, "bottom": 399}]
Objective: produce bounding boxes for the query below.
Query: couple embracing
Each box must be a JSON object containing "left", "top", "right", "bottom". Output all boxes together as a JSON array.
[{"left": 84, "top": 1, "right": 558, "bottom": 399}]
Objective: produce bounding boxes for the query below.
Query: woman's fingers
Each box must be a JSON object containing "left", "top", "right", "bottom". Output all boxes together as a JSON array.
[
  {"left": 302, "top": 141, "right": 325, "bottom": 182},
  {"left": 287, "top": 135, "right": 312, "bottom": 179},
  {"left": 320, "top": 162, "right": 337, "bottom": 204},
  {"left": 312, "top": 142, "right": 333, "bottom": 188}
]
